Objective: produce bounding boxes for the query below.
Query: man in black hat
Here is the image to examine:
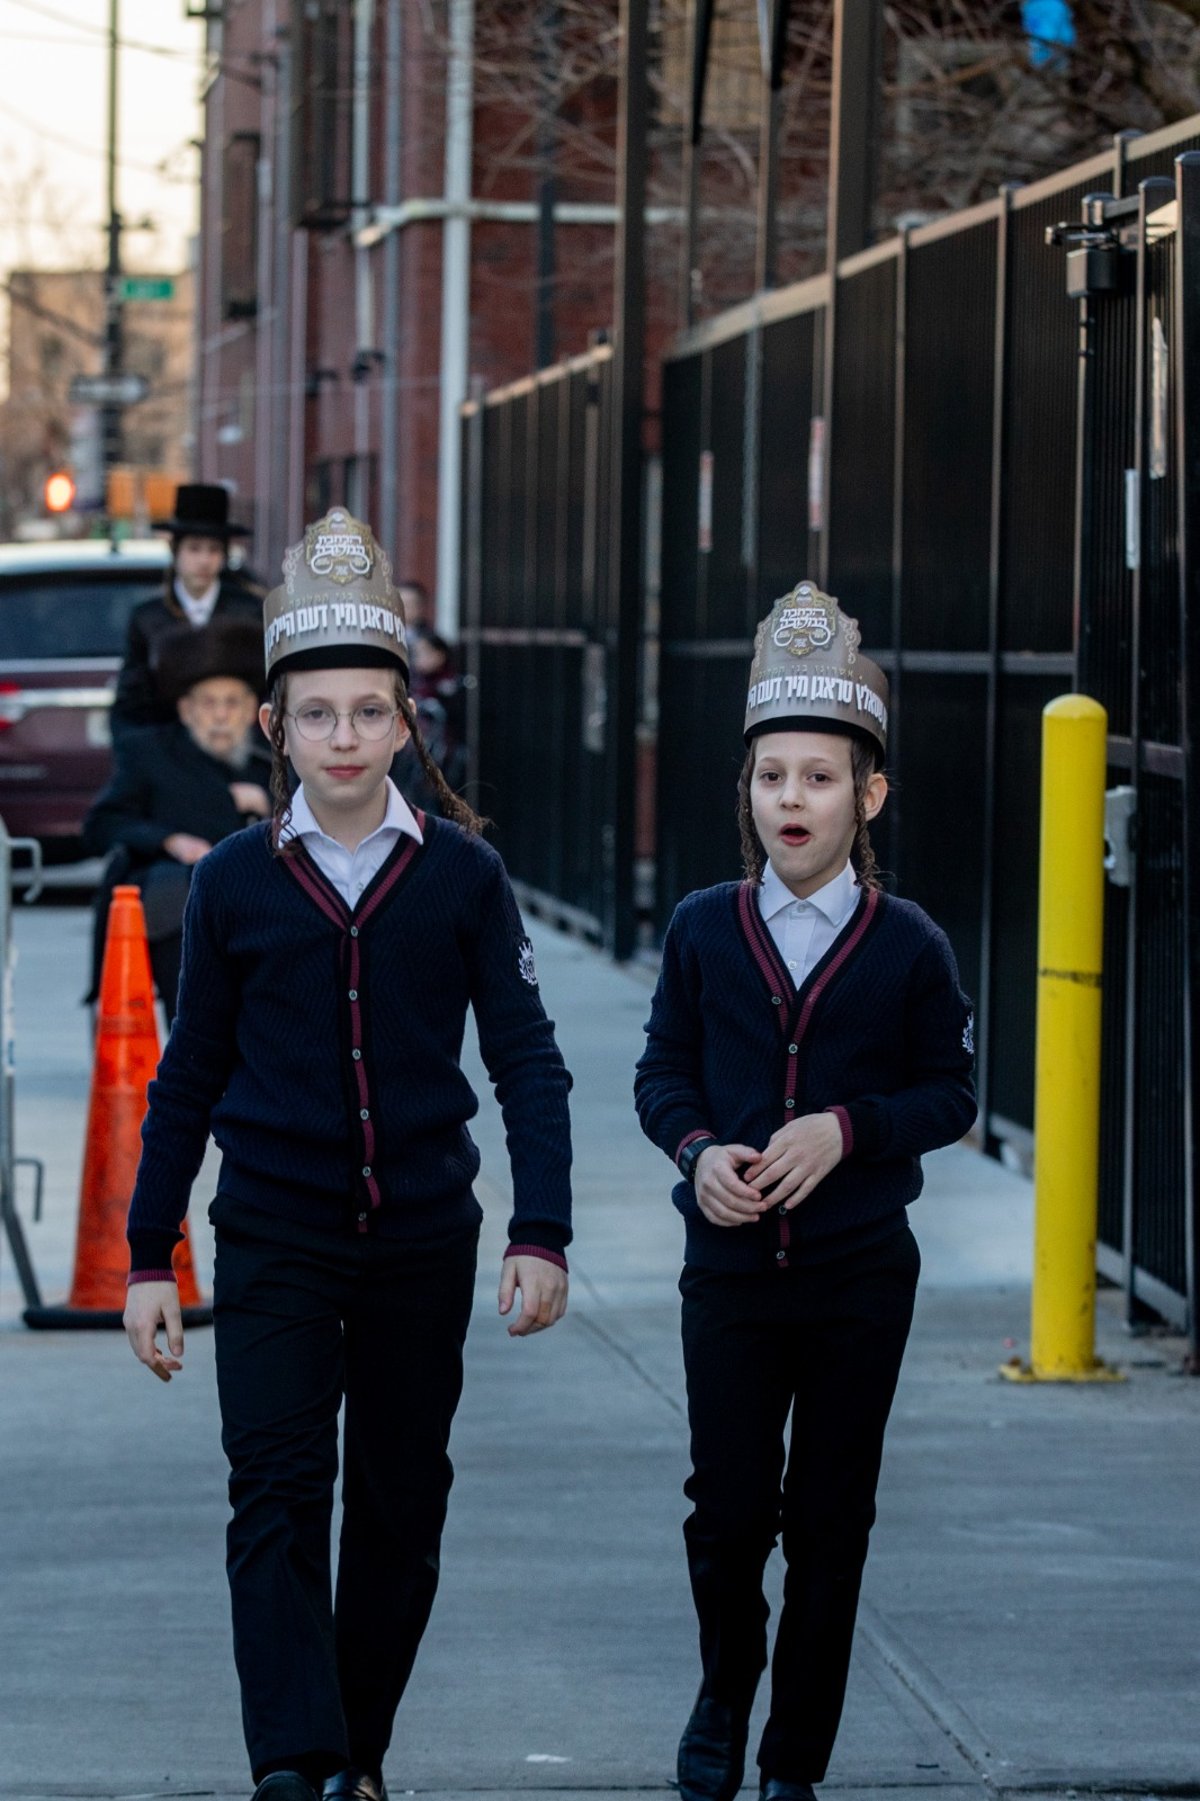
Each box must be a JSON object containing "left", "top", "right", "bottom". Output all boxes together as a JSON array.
[
  {"left": 85, "top": 616, "right": 271, "bottom": 1021},
  {"left": 111, "top": 482, "right": 264, "bottom": 743}
]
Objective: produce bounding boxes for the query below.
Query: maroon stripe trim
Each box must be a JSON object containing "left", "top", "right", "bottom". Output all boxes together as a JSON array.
[
  {"left": 784, "top": 1043, "right": 800, "bottom": 1112},
  {"left": 504, "top": 1243, "right": 569, "bottom": 1272},
  {"left": 355, "top": 833, "right": 420, "bottom": 926},
  {"left": 737, "top": 884, "right": 790, "bottom": 1028},
  {"left": 777, "top": 1208, "right": 790, "bottom": 1269},
  {"left": 347, "top": 937, "right": 377, "bottom": 1171},
  {"left": 676, "top": 1127, "right": 716, "bottom": 1164},
  {"left": 127, "top": 1268, "right": 177, "bottom": 1286},
  {"left": 282, "top": 850, "right": 347, "bottom": 928},
  {"left": 791, "top": 886, "right": 881, "bottom": 1049},
  {"left": 826, "top": 1105, "right": 854, "bottom": 1157}
]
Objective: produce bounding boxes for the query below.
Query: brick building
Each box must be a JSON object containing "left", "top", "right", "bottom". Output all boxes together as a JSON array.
[
  {"left": 0, "top": 268, "right": 193, "bottom": 540},
  {"left": 195, "top": 0, "right": 675, "bottom": 627}
]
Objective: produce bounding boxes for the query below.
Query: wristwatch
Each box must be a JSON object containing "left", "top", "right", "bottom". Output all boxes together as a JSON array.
[{"left": 678, "top": 1134, "right": 717, "bottom": 1184}]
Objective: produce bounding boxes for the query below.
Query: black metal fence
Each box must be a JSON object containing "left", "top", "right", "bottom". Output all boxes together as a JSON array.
[
  {"left": 461, "top": 121, "right": 1200, "bottom": 1348},
  {"left": 459, "top": 349, "right": 616, "bottom": 940}
]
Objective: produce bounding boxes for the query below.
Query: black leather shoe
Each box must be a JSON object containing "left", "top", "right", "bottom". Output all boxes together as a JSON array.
[
  {"left": 252, "top": 1777, "right": 318, "bottom": 1801},
  {"left": 677, "top": 1696, "right": 750, "bottom": 1801},
  {"left": 323, "top": 1773, "right": 388, "bottom": 1801},
  {"left": 759, "top": 1780, "right": 818, "bottom": 1801}
]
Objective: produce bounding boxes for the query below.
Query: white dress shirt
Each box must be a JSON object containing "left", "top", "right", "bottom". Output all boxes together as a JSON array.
[
  {"left": 758, "top": 859, "right": 860, "bottom": 988},
  {"left": 282, "top": 776, "right": 424, "bottom": 908},
  {"left": 174, "top": 577, "right": 220, "bottom": 627}
]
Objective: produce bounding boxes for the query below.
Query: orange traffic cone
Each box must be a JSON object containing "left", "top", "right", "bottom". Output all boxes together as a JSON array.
[{"left": 24, "top": 886, "right": 211, "bottom": 1329}]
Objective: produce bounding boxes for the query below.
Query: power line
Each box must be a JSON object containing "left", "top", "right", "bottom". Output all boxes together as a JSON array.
[
  {"left": 0, "top": 276, "right": 106, "bottom": 352},
  {"left": 7, "top": 0, "right": 200, "bottom": 62},
  {"left": 5, "top": 0, "right": 264, "bottom": 90},
  {"left": 0, "top": 93, "right": 175, "bottom": 179}
]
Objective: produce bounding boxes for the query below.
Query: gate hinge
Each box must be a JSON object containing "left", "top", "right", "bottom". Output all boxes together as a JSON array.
[{"left": 1104, "top": 785, "right": 1137, "bottom": 887}]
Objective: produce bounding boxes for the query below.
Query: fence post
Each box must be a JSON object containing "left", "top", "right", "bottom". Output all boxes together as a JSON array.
[
  {"left": 0, "top": 818, "right": 44, "bottom": 1313},
  {"left": 1002, "top": 694, "right": 1122, "bottom": 1382}
]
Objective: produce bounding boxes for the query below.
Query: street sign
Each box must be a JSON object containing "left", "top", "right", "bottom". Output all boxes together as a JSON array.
[
  {"left": 120, "top": 276, "right": 174, "bottom": 302},
  {"left": 68, "top": 372, "right": 149, "bottom": 408}
]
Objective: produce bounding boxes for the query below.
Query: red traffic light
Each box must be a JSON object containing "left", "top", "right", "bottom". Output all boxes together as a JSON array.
[{"left": 44, "top": 471, "right": 76, "bottom": 514}]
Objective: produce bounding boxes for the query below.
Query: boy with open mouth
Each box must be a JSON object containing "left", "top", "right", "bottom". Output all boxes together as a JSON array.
[{"left": 636, "top": 581, "right": 976, "bottom": 1801}]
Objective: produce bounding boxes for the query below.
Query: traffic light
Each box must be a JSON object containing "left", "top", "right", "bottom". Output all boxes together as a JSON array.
[{"left": 44, "top": 470, "right": 76, "bottom": 514}]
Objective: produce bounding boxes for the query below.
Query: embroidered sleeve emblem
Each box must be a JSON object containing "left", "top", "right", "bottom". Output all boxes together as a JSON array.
[
  {"left": 517, "top": 937, "right": 538, "bottom": 987},
  {"left": 962, "top": 1011, "right": 975, "bottom": 1056}
]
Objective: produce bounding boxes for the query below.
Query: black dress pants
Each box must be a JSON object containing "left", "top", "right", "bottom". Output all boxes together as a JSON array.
[
  {"left": 679, "top": 1225, "right": 919, "bottom": 1786},
  {"left": 211, "top": 1201, "right": 479, "bottom": 1782}
]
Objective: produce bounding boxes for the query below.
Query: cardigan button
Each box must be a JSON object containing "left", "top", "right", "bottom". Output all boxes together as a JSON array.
[
  {"left": 360, "top": 1108, "right": 369, "bottom": 1121},
  {"left": 349, "top": 988, "right": 358, "bottom": 1001},
  {"left": 788, "top": 1043, "right": 798, "bottom": 1054},
  {"left": 771, "top": 995, "right": 782, "bottom": 1006},
  {"left": 362, "top": 1165, "right": 372, "bottom": 1178},
  {"left": 352, "top": 1048, "right": 362, "bottom": 1060},
  {"left": 350, "top": 926, "right": 359, "bottom": 939},
  {"left": 775, "top": 1250, "right": 787, "bottom": 1263},
  {"left": 784, "top": 1098, "right": 795, "bottom": 1109}
]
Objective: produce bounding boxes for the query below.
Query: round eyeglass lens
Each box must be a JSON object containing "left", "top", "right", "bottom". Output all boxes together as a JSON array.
[{"left": 291, "top": 704, "right": 398, "bottom": 741}]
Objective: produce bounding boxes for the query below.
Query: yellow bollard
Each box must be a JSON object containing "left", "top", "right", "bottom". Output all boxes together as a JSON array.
[{"left": 1000, "top": 694, "right": 1124, "bottom": 1383}]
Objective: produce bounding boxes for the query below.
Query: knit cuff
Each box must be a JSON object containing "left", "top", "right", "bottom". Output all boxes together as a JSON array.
[
  {"left": 504, "top": 1218, "right": 570, "bottom": 1256},
  {"left": 825, "top": 1106, "right": 854, "bottom": 1158},
  {"left": 675, "top": 1128, "right": 717, "bottom": 1169},
  {"left": 504, "top": 1243, "right": 569, "bottom": 1273},
  {"left": 128, "top": 1226, "right": 183, "bottom": 1277},
  {"left": 127, "top": 1268, "right": 177, "bottom": 1287},
  {"left": 842, "top": 1100, "right": 885, "bottom": 1160}
]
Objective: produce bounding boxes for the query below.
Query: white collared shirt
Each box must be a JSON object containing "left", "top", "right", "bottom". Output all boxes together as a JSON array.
[
  {"left": 283, "top": 776, "right": 424, "bottom": 909},
  {"left": 758, "top": 859, "right": 860, "bottom": 987},
  {"left": 174, "top": 577, "right": 220, "bottom": 627}
]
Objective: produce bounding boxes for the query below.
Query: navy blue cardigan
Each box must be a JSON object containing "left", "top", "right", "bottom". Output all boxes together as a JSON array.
[
  {"left": 127, "top": 816, "right": 573, "bottom": 1275},
  {"left": 634, "top": 881, "right": 976, "bottom": 1272}
]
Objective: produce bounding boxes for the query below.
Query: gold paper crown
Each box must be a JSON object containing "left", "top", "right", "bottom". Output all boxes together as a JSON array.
[
  {"left": 744, "top": 580, "right": 888, "bottom": 757},
  {"left": 263, "top": 507, "right": 409, "bottom": 682}
]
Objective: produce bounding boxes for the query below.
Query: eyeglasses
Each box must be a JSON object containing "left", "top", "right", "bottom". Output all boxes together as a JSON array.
[{"left": 287, "top": 703, "right": 399, "bottom": 742}]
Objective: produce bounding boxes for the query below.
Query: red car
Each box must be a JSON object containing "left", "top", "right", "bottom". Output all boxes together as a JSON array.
[{"left": 0, "top": 538, "right": 171, "bottom": 850}]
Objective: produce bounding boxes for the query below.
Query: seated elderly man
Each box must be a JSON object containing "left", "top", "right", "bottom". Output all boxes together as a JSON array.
[{"left": 84, "top": 616, "right": 270, "bottom": 1022}]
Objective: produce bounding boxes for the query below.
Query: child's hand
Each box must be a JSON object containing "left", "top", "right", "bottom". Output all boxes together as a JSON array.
[
  {"left": 694, "top": 1143, "right": 769, "bottom": 1228},
  {"left": 745, "top": 1112, "right": 844, "bottom": 1211},
  {"left": 499, "top": 1255, "right": 568, "bottom": 1337},
  {"left": 123, "top": 1281, "right": 184, "bottom": 1382}
]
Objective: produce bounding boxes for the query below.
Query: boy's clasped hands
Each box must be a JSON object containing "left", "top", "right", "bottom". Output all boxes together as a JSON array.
[{"left": 693, "top": 1111, "right": 844, "bottom": 1227}]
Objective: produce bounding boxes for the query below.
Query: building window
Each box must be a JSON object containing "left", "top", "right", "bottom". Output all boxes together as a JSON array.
[
  {"left": 344, "top": 454, "right": 378, "bottom": 525},
  {"left": 291, "top": 0, "right": 354, "bottom": 230},
  {"left": 306, "top": 458, "right": 338, "bottom": 518},
  {"left": 126, "top": 338, "right": 168, "bottom": 381},
  {"left": 222, "top": 131, "right": 260, "bottom": 320},
  {"left": 39, "top": 333, "right": 66, "bottom": 382}
]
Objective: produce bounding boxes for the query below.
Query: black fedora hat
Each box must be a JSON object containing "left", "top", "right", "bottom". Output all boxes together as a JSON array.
[
  {"left": 152, "top": 482, "right": 249, "bottom": 540},
  {"left": 152, "top": 618, "right": 265, "bottom": 703}
]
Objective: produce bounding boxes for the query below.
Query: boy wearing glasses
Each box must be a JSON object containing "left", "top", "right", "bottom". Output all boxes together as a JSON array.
[{"left": 122, "top": 510, "right": 574, "bottom": 1801}]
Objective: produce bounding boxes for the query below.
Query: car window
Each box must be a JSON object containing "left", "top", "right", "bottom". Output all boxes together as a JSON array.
[{"left": 0, "top": 573, "right": 165, "bottom": 657}]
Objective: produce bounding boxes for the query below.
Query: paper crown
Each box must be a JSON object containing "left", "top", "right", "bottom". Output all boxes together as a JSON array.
[
  {"left": 263, "top": 507, "right": 409, "bottom": 683},
  {"left": 744, "top": 580, "right": 888, "bottom": 758}
]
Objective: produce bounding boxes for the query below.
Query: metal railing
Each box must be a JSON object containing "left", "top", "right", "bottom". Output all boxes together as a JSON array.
[
  {"left": 0, "top": 817, "right": 44, "bottom": 1314},
  {"left": 460, "top": 117, "right": 1200, "bottom": 1345}
]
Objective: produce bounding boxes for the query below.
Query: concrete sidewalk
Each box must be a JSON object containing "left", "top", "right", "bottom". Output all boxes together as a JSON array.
[{"left": 1, "top": 909, "right": 1197, "bottom": 1801}]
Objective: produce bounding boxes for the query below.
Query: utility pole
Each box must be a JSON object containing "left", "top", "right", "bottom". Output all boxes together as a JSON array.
[
  {"left": 605, "top": 0, "right": 646, "bottom": 959},
  {"left": 102, "top": 0, "right": 124, "bottom": 538},
  {"left": 534, "top": 2, "right": 559, "bottom": 368}
]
